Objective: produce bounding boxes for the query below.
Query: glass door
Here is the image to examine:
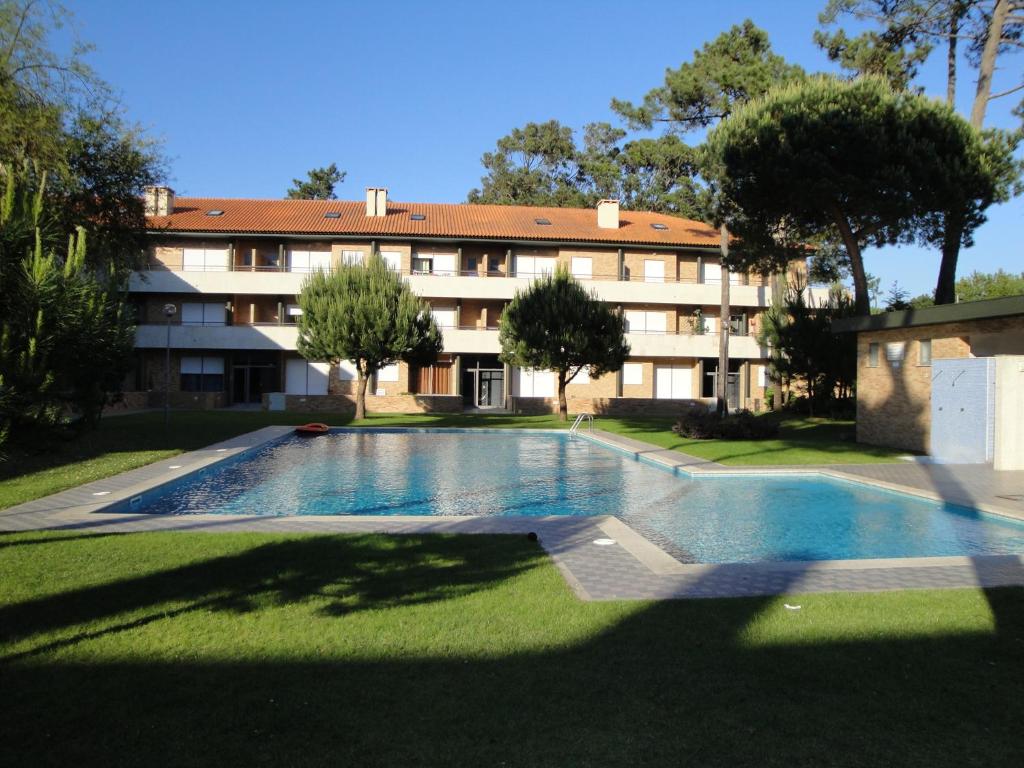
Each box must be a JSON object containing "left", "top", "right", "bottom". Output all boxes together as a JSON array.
[{"left": 478, "top": 370, "right": 504, "bottom": 408}]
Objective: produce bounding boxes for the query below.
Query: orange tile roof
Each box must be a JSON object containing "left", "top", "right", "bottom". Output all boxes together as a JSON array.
[{"left": 146, "top": 197, "right": 721, "bottom": 248}]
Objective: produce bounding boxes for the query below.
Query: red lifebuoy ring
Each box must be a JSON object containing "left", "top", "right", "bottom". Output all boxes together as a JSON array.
[{"left": 295, "top": 422, "right": 329, "bottom": 435}]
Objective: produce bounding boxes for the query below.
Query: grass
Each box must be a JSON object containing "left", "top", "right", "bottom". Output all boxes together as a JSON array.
[
  {"left": 1, "top": 531, "right": 1020, "bottom": 767},
  {"left": 0, "top": 409, "right": 902, "bottom": 510}
]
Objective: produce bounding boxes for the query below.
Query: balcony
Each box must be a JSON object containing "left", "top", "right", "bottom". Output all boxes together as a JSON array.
[
  {"left": 625, "top": 331, "right": 765, "bottom": 359},
  {"left": 131, "top": 266, "right": 771, "bottom": 307},
  {"left": 135, "top": 323, "right": 299, "bottom": 351}
]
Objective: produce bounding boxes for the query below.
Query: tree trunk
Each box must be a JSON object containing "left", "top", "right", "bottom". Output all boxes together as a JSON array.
[
  {"left": 970, "top": 0, "right": 1009, "bottom": 128},
  {"left": 717, "top": 225, "right": 731, "bottom": 417},
  {"left": 557, "top": 370, "right": 568, "bottom": 421},
  {"left": 947, "top": 9, "right": 960, "bottom": 107},
  {"left": 934, "top": 210, "right": 966, "bottom": 304},
  {"left": 355, "top": 370, "right": 368, "bottom": 420},
  {"left": 830, "top": 205, "right": 871, "bottom": 315}
]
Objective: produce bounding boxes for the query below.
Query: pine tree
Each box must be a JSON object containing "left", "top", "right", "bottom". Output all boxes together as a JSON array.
[
  {"left": 296, "top": 255, "right": 441, "bottom": 419},
  {"left": 499, "top": 266, "right": 629, "bottom": 421}
]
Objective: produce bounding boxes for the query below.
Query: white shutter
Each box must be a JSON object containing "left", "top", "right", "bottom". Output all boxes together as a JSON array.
[
  {"left": 287, "top": 304, "right": 303, "bottom": 316},
  {"left": 644, "top": 259, "right": 665, "bottom": 283},
  {"left": 307, "top": 362, "right": 329, "bottom": 395},
  {"left": 536, "top": 257, "right": 557, "bottom": 276},
  {"left": 202, "top": 357, "right": 224, "bottom": 374},
  {"left": 534, "top": 370, "right": 555, "bottom": 397},
  {"left": 645, "top": 312, "right": 667, "bottom": 334},
  {"left": 672, "top": 366, "right": 692, "bottom": 398},
  {"left": 337, "top": 360, "right": 358, "bottom": 381},
  {"left": 377, "top": 363, "right": 399, "bottom": 382},
  {"left": 573, "top": 367, "right": 590, "bottom": 384},
  {"left": 758, "top": 365, "right": 767, "bottom": 387},
  {"left": 432, "top": 253, "right": 457, "bottom": 276},
  {"left": 289, "top": 249, "right": 311, "bottom": 273},
  {"left": 655, "top": 365, "right": 692, "bottom": 399},
  {"left": 180, "top": 356, "right": 203, "bottom": 374},
  {"left": 203, "top": 303, "right": 226, "bottom": 325},
  {"left": 701, "top": 261, "right": 722, "bottom": 283},
  {"left": 729, "top": 270, "right": 743, "bottom": 285},
  {"left": 380, "top": 250, "right": 401, "bottom": 271},
  {"left": 183, "top": 248, "right": 205, "bottom": 271},
  {"left": 181, "top": 303, "right": 204, "bottom": 325},
  {"left": 205, "top": 248, "right": 229, "bottom": 271},
  {"left": 704, "top": 317, "right": 717, "bottom": 334},
  {"left": 309, "top": 251, "right": 332, "bottom": 272},
  {"left": 624, "top": 310, "right": 646, "bottom": 334},
  {"left": 571, "top": 257, "right": 592, "bottom": 279},
  {"left": 515, "top": 255, "right": 535, "bottom": 277},
  {"left": 285, "top": 359, "right": 309, "bottom": 395},
  {"left": 341, "top": 250, "right": 363, "bottom": 266},
  {"left": 432, "top": 308, "right": 457, "bottom": 328},
  {"left": 623, "top": 363, "right": 643, "bottom": 385}
]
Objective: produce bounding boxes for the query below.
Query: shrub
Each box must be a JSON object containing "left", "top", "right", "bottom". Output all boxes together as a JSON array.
[{"left": 672, "top": 405, "right": 780, "bottom": 440}]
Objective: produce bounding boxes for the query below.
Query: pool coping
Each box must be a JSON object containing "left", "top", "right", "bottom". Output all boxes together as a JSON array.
[{"left": 2, "top": 425, "right": 1023, "bottom": 600}]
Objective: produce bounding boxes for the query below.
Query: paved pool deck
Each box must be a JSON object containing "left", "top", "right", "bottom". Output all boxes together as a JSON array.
[{"left": 2, "top": 426, "right": 1023, "bottom": 600}]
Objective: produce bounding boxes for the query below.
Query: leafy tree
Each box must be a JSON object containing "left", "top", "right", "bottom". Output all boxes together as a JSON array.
[
  {"left": 287, "top": 163, "right": 346, "bottom": 200},
  {"left": 467, "top": 120, "right": 588, "bottom": 207},
  {"left": 954, "top": 268, "right": 1024, "bottom": 299},
  {"left": 704, "top": 76, "right": 1011, "bottom": 315},
  {"left": 499, "top": 266, "right": 629, "bottom": 421},
  {"left": 758, "top": 284, "right": 858, "bottom": 415},
  {"left": 0, "top": 164, "right": 135, "bottom": 446},
  {"left": 816, "top": 0, "right": 1023, "bottom": 305},
  {"left": 1, "top": 1, "right": 164, "bottom": 275},
  {"left": 909, "top": 291, "right": 936, "bottom": 307},
  {"left": 296, "top": 255, "right": 441, "bottom": 419}
]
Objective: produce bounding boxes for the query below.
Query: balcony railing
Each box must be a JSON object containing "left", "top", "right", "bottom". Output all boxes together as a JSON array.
[{"left": 141, "top": 262, "right": 765, "bottom": 287}]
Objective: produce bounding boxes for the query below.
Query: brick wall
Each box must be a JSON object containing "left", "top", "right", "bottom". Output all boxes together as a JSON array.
[
  {"left": 273, "top": 394, "right": 462, "bottom": 414},
  {"left": 855, "top": 315, "right": 1024, "bottom": 452},
  {"left": 511, "top": 396, "right": 705, "bottom": 417}
]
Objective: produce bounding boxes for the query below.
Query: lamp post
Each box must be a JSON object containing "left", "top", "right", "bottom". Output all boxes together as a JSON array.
[{"left": 163, "top": 303, "right": 176, "bottom": 428}]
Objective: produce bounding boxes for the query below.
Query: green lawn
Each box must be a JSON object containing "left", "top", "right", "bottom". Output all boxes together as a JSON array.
[
  {"left": 0, "top": 410, "right": 902, "bottom": 510},
  {"left": 0, "top": 531, "right": 1020, "bottom": 767}
]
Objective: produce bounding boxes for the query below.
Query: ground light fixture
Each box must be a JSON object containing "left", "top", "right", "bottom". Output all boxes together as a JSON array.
[{"left": 163, "top": 303, "right": 176, "bottom": 428}]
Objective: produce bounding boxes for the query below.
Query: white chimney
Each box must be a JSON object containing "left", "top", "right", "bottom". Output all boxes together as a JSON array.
[
  {"left": 597, "top": 199, "right": 619, "bottom": 229},
  {"left": 144, "top": 185, "right": 175, "bottom": 216},
  {"left": 366, "top": 187, "right": 388, "bottom": 217}
]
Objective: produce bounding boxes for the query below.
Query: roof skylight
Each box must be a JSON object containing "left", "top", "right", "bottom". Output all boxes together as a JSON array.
[
  {"left": 650, "top": 222, "right": 668, "bottom": 230},
  {"left": 535, "top": 218, "right": 551, "bottom": 225},
  {"left": 410, "top": 213, "right": 426, "bottom": 221},
  {"left": 206, "top": 210, "right": 224, "bottom": 217},
  {"left": 324, "top": 212, "right": 341, "bottom": 219}
]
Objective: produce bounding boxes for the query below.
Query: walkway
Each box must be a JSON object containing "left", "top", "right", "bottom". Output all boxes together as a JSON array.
[{"left": 2, "top": 427, "right": 1022, "bottom": 600}]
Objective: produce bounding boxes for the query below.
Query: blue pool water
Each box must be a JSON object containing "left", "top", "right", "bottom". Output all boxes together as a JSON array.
[{"left": 122, "top": 429, "right": 1024, "bottom": 564}]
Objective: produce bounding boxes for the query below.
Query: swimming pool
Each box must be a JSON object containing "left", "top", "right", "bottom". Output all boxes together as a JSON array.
[{"left": 116, "top": 429, "right": 1024, "bottom": 564}]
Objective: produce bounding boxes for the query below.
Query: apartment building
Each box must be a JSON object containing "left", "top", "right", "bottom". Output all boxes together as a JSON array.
[{"left": 126, "top": 186, "right": 787, "bottom": 415}]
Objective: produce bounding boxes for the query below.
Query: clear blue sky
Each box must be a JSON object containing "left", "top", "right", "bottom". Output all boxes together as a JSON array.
[{"left": 63, "top": 0, "right": 1022, "bottom": 298}]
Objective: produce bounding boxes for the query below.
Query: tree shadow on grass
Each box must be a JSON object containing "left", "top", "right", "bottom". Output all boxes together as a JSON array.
[{"left": 1, "top": 532, "right": 1022, "bottom": 767}]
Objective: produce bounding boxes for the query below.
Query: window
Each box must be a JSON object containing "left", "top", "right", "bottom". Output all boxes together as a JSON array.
[
  {"left": 285, "top": 304, "right": 303, "bottom": 322},
  {"left": 868, "top": 342, "right": 880, "bottom": 367},
  {"left": 323, "top": 211, "right": 341, "bottom": 219},
  {"left": 340, "top": 250, "right": 363, "bottom": 267},
  {"left": 337, "top": 359, "right": 358, "bottom": 381},
  {"left": 624, "top": 310, "right": 667, "bottom": 334},
  {"left": 180, "top": 356, "right": 224, "bottom": 392},
  {"left": 729, "top": 314, "right": 747, "bottom": 336},
  {"left": 622, "top": 363, "right": 643, "bottom": 386},
  {"left": 377, "top": 363, "right": 399, "bottom": 382},
  {"left": 181, "top": 302, "right": 226, "bottom": 326},
  {"left": 700, "top": 261, "right": 721, "bottom": 284},
  {"left": 758, "top": 365, "right": 767, "bottom": 387},
  {"left": 571, "top": 256, "right": 592, "bottom": 280},
  {"left": 650, "top": 222, "right": 668, "bottom": 230},
  {"left": 518, "top": 369, "right": 555, "bottom": 397},
  {"left": 410, "top": 213, "right": 426, "bottom": 221},
  {"left": 290, "top": 248, "right": 332, "bottom": 272},
  {"left": 919, "top": 339, "right": 932, "bottom": 366},
  {"left": 182, "top": 246, "right": 229, "bottom": 272},
  {"left": 412, "top": 252, "right": 456, "bottom": 275}
]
